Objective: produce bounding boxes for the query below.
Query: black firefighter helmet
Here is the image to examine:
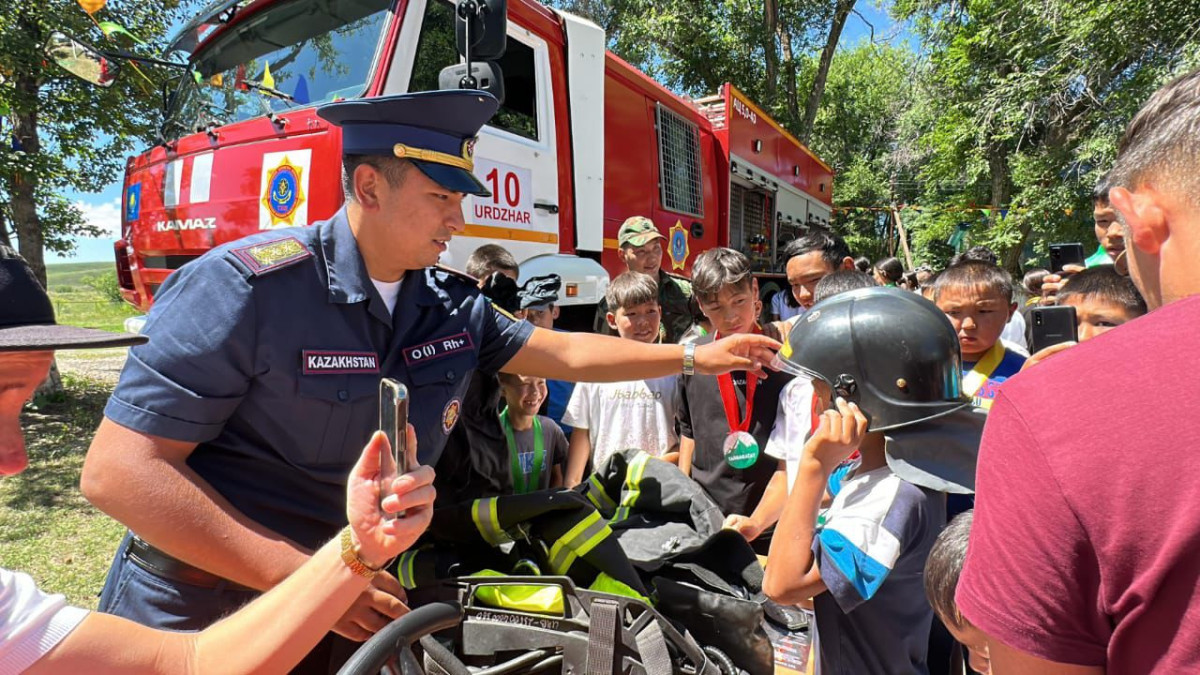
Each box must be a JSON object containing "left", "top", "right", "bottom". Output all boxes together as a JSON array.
[{"left": 776, "top": 287, "right": 969, "bottom": 432}]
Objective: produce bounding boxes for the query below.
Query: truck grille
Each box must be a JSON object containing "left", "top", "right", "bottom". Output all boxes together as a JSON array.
[
  {"left": 141, "top": 255, "right": 201, "bottom": 270},
  {"left": 656, "top": 104, "right": 705, "bottom": 218}
]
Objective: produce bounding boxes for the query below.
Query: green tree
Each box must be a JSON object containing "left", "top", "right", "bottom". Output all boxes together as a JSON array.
[
  {"left": 894, "top": 0, "right": 1200, "bottom": 271},
  {"left": 0, "top": 0, "right": 196, "bottom": 287},
  {"left": 550, "top": 0, "right": 851, "bottom": 135},
  {"left": 806, "top": 42, "right": 920, "bottom": 261}
]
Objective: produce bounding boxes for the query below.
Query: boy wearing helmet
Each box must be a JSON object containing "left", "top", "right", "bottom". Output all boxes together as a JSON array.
[{"left": 763, "top": 288, "right": 981, "bottom": 675}]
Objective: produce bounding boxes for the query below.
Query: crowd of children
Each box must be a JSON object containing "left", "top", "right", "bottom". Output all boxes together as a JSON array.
[{"left": 456, "top": 181, "right": 1149, "bottom": 674}]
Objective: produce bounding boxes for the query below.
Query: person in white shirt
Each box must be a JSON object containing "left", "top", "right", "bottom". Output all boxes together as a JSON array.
[
  {"left": 563, "top": 271, "right": 681, "bottom": 485},
  {"left": 769, "top": 287, "right": 804, "bottom": 322},
  {"left": 0, "top": 248, "right": 436, "bottom": 674}
]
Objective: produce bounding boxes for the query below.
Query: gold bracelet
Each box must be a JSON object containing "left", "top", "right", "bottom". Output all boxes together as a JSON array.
[{"left": 340, "top": 526, "right": 387, "bottom": 579}]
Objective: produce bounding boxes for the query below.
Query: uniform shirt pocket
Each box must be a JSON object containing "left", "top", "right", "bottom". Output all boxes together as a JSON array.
[
  {"left": 407, "top": 350, "right": 478, "bottom": 390},
  {"left": 295, "top": 375, "right": 377, "bottom": 466}
]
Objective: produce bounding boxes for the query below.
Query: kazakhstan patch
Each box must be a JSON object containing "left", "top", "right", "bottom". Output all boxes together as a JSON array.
[{"left": 231, "top": 236, "right": 312, "bottom": 275}]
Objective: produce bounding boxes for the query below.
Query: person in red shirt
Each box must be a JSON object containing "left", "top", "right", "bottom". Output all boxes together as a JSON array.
[{"left": 956, "top": 69, "right": 1200, "bottom": 673}]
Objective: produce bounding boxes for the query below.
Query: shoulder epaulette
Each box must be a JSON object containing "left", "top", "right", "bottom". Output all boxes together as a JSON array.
[{"left": 229, "top": 236, "right": 312, "bottom": 276}]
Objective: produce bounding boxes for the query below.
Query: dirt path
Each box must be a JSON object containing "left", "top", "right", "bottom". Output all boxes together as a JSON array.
[{"left": 55, "top": 348, "right": 129, "bottom": 386}]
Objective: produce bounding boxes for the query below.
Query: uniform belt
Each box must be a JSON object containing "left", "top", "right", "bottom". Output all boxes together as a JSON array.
[{"left": 125, "top": 536, "right": 255, "bottom": 592}]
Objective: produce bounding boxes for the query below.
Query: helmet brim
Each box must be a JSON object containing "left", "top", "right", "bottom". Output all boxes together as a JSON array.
[{"left": 884, "top": 405, "right": 986, "bottom": 494}]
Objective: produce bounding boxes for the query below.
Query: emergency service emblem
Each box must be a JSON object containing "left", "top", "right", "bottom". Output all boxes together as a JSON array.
[
  {"left": 442, "top": 398, "right": 462, "bottom": 434},
  {"left": 669, "top": 221, "right": 690, "bottom": 270},
  {"left": 259, "top": 150, "right": 311, "bottom": 229},
  {"left": 125, "top": 182, "right": 141, "bottom": 221}
]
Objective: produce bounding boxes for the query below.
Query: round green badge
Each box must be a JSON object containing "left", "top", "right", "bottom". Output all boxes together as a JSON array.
[{"left": 723, "top": 431, "right": 760, "bottom": 469}]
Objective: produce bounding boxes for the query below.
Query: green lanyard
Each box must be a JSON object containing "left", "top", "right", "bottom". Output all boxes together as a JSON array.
[{"left": 500, "top": 407, "right": 544, "bottom": 494}]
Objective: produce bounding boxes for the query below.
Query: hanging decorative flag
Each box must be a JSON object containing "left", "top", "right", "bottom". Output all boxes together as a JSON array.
[
  {"left": 192, "top": 70, "right": 202, "bottom": 84},
  {"left": 78, "top": 0, "right": 106, "bottom": 14},
  {"left": 947, "top": 222, "right": 970, "bottom": 251},
  {"left": 979, "top": 208, "right": 991, "bottom": 219},
  {"left": 292, "top": 75, "right": 310, "bottom": 105},
  {"left": 998, "top": 208, "right": 1009, "bottom": 220},
  {"left": 261, "top": 61, "right": 275, "bottom": 90},
  {"left": 98, "top": 21, "right": 145, "bottom": 44},
  {"left": 1065, "top": 208, "right": 1073, "bottom": 216},
  {"left": 209, "top": 72, "right": 224, "bottom": 87},
  {"left": 235, "top": 64, "right": 247, "bottom": 91}
]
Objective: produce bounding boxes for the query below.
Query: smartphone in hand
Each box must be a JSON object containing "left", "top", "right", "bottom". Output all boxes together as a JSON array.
[
  {"left": 1029, "top": 306, "right": 1078, "bottom": 353},
  {"left": 379, "top": 378, "right": 409, "bottom": 518},
  {"left": 1049, "top": 243, "right": 1086, "bottom": 274}
]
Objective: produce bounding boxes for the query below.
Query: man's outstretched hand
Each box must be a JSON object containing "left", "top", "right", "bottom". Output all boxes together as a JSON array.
[{"left": 695, "top": 333, "right": 781, "bottom": 378}]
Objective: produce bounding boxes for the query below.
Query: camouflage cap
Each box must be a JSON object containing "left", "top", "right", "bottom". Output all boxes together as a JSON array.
[{"left": 617, "top": 216, "right": 666, "bottom": 248}]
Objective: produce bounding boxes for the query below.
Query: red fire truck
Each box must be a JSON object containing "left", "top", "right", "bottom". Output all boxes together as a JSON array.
[{"left": 78, "top": 0, "right": 833, "bottom": 323}]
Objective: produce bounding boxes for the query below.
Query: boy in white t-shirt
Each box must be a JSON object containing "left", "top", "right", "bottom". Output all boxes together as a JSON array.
[{"left": 562, "top": 271, "right": 681, "bottom": 486}]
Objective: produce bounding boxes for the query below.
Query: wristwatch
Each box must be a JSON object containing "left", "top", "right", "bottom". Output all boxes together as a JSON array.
[
  {"left": 682, "top": 342, "right": 696, "bottom": 376},
  {"left": 340, "top": 526, "right": 387, "bottom": 579}
]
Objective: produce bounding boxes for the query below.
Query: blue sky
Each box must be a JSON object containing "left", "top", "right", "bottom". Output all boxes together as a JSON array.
[{"left": 52, "top": 0, "right": 911, "bottom": 264}]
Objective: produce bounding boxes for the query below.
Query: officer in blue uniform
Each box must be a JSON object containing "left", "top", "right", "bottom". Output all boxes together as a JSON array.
[
  {"left": 82, "top": 90, "right": 779, "bottom": 674},
  {"left": 85, "top": 90, "right": 530, "bottom": 673}
]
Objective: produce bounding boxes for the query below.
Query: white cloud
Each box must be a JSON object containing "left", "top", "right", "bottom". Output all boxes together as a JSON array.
[{"left": 74, "top": 198, "right": 122, "bottom": 240}]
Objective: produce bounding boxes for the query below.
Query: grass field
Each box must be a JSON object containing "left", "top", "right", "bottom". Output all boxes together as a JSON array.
[
  {"left": 2, "top": 375, "right": 126, "bottom": 608},
  {"left": 1, "top": 262, "right": 143, "bottom": 607},
  {"left": 46, "top": 261, "right": 141, "bottom": 333}
]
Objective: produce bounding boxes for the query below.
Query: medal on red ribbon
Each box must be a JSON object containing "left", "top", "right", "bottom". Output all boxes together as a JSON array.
[{"left": 715, "top": 332, "right": 761, "bottom": 469}]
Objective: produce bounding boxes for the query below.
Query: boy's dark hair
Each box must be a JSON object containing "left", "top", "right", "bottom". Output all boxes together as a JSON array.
[
  {"left": 947, "top": 245, "right": 998, "bottom": 268},
  {"left": 606, "top": 270, "right": 659, "bottom": 311},
  {"left": 466, "top": 244, "right": 519, "bottom": 279},
  {"left": 1057, "top": 265, "right": 1148, "bottom": 317},
  {"left": 1109, "top": 69, "right": 1200, "bottom": 205},
  {"left": 692, "top": 248, "right": 753, "bottom": 303},
  {"left": 1023, "top": 268, "right": 1050, "bottom": 296},
  {"left": 853, "top": 256, "right": 872, "bottom": 273},
  {"left": 1092, "top": 174, "right": 1112, "bottom": 206},
  {"left": 781, "top": 227, "right": 853, "bottom": 269},
  {"left": 874, "top": 257, "right": 905, "bottom": 284},
  {"left": 813, "top": 270, "right": 878, "bottom": 304},
  {"left": 933, "top": 261, "right": 1014, "bottom": 303},
  {"left": 924, "top": 509, "right": 974, "bottom": 629}
]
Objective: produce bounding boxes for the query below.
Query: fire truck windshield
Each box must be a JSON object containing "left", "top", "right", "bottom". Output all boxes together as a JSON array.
[{"left": 163, "top": 0, "right": 390, "bottom": 139}]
